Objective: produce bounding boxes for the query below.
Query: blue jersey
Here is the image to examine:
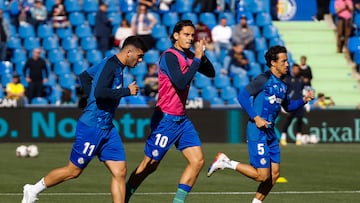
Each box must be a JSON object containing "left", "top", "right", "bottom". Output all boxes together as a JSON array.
[{"left": 79, "top": 55, "right": 131, "bottom": 129}]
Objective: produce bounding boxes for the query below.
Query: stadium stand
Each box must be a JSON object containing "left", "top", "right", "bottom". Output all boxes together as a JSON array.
[{"left": 3, "top": 0, "right": 333, "bottom": 107}]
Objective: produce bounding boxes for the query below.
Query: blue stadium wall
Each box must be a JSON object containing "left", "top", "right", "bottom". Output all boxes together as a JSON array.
[{"left": 0, "top": 107, "right": 359, "bottom": 143}]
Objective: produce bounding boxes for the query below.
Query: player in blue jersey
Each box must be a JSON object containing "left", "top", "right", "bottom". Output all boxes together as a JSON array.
[
  {"left": 207, "top": 46, "right": 314, "bottom": 203},
  {"left": 21, "top": 36, "right": 148, "bottom": 203},
  {"left": 125, "top": 20, "right": 215, "bottom": 203}
]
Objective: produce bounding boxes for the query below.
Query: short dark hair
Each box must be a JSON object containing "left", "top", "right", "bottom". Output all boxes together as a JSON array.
[
  {"left": 170, "top": 20, "right": 195, "bottom": 44},
  {"left": 122, "top": 36, "right": 148, "bottom": 52},
  {"left": 265, "top": 45, "right": 287, "bottom": 68}
]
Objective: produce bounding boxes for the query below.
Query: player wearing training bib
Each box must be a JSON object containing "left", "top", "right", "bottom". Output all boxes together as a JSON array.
[{"left": 125, "top": 20, "right": 215, "bottom": 203}]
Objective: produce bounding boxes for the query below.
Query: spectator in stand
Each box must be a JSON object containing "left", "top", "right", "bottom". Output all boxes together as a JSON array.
[
  {"left": 280, "top": 64, "right": 306, "bottom": 146},
  {"left": 138, "top": 0, "right": 157, "bottom": 9},
  {"left": 354, "top": 0, "right": 360, "bottom": 11},
  {"left": 9, "top": 0, "right": 21, "bottom": 27},
  {"left": 192, "top": 0, "right": 217, "bottom": 12},
  {"left": 29, "top": 0, "right": 47, "bottom": 30},
  {"left": 50, "top": 0, "right": 69, "bottom": 28},
  {"left": 298, "top": 55, "right": 313, "bottom": 86},
  {"left": 312, "top": 92, "right": 336, "bottom": 109},
  {"left": 19, "top": 0, "right": 33, "bottom": 26},
  {"left": 158, "top": 0, "right": 175, "bottom": 13},
  {"left": 114, "top": 19, "right": 134, "bottom": 48},
  {"left": 142, "top": 63, "right": 158, "bottom": 98},
  {"left": 313, "top": 0, "right": 330, "bottom": 21},
  {"left": 222, "top": 44, "right": 249, "bottom": 77},
  {"left": 232, "top": 15, "right": 256, "bottom": 53},
  {"left": 95, "top": 2, "right": 112, "bottom": 56},
  {"left": 23, "top": 48, "right": 48, "bottom": 103},
  {"left": 0, "top": 9, "right": 10, "bottom": 61},
  {"left": 194, "top": 22, "right": 214, "bottom": 51},
  {"left": 56, "top": 88, "right": 75, "bottom": 105},
  {"left": 131, "top": 3, "right": 157, "bottom": 50},
  {"left": 5, "top": 74, "right": 25, "bottom": 101},
  {"left": 211, "top": 17, "right": 232, "bottom": 60},
  {"left": 334, "top": 0, "right": 353, "bottom": 53}
]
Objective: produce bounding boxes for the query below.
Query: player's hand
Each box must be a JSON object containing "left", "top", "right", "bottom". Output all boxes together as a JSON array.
[
  {"left": 128, "top": 81, "right": 139, "bottom": 95},
  {"left": 254, "top": 116, "right": 271, "bottom": 129},
  {"left": 303, "top": 88, "right": 315, "bottom": 103},
  {"left": 194, "top": 39, "right": 205, "bottom": 59}
]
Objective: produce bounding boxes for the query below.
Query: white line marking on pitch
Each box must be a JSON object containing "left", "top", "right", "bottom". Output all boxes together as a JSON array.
[{"left": 1, "top": 191, "right": 360, "bottom": 196}]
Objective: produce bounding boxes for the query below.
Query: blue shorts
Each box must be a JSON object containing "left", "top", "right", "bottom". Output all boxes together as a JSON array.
[
  {"left": 70, "top": 121, "right": 125, "bottom": 169},
  {"left": 144, "top": 111, "right": 201, "bottom": 161},
  {"left": 247, "top": 122, "right": 280, "bottom": 168}
]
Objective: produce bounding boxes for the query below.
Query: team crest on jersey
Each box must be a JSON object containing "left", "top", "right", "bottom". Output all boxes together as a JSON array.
[
  {"left": 260, "top": 158, "right": 267, "bottom": 165},
  {"left": 268, "top": 95, "right": 283, "bottom": 104},
  {"left": 77, "top": 157, "right": 84, "bottom": 165},
  {"left": 152, "top": 150, "right": 159, "bottom": 157}
]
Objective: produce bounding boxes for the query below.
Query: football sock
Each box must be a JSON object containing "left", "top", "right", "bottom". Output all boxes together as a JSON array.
[
  {"left": 125, "top": 182, "right": 137, "bottom": 203},
  {"left": 173, "top": 184, "right": 192, "bottom": 203},
  {"left": 281, "top": 133, "right": 287, "bottom": 140},
  {"left": 32, "top": 177, "right": 46, "bottom": 194},
  {"left": 252, "top": 198, "right": 262, "bottom": 203},
  {"left": 296, "top": 133, "right": 302, "bottom": 141}
]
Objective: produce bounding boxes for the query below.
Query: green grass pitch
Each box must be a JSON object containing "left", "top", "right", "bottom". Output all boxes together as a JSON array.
[{"left": 1, "top": 143, "right": 360, "bottom": 203}]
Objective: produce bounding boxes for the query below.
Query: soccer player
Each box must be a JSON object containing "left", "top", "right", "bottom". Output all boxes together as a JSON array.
[
  {"left": 21, "top": 36, "right": 148, "bottom": 203},
  {"left": 207, "top": 46, "right": 314, "bottom": 203},
  {"left": 125, "top": 20, "right": 215, "bottom": 203}
]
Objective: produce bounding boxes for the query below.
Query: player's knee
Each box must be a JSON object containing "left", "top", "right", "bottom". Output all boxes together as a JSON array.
[
  {"left": 272, "top": 171, "right": 280, "bottom": 184},
  {"left": 68, "top": 167, "right": 83, "bottom": 179},
  {"left": 256, "top": 173, "right": 270, "bottom": 182}
]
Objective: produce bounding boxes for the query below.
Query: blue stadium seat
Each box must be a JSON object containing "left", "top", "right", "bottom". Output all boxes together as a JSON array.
[
  {"left": 194, "top": 73, "right": 212, "bottom": 89},
  {"left": 156, "top": 37, "right": 172, "bottom": 52},
  {"left": 69, "top": 12, "right": 85, "bottom": 26},
  {"left": 42, "top": 37, "right": 59, "bottom": 51},
  {"left": 105, "top": 47, "right": 119, "bottom": 57},
  {"left": 135, "top": 75, "right": 144, "bottom": 88},
  {"left": 205, "top": 50, "right": 218, "bottom": 63},
  {"left": 255, "top": 12, "right": 272, "bottom": 27},
  {"left": 250, "top": 25, "right": 261, "bottom": 38},
  {"left": 162, "top": 12, "right": 179, "bottom": 28},
  {"left": 61, "top": 37, "right": 78, "bottom": 51},
  {"left": 7, "top": 36, "right": 21, "bottom": 49},
  {"left": 255, "top": 37, "right": 268, "bottom": 51},
  {"left": 15, "top": 61, "right": 25, "bottom": 75},
  {"left": 175, "top": 0, "right": 192, "bottom": 13},
  {"left": 201, "top": 85, "right": 218, "bottom": 101},
  {"left": 44, "top": 73, "right": 57, "bottom": 87},
  {"left": 108, "top": 12, "right": 122, "bottom": 26},
  {"left": 237, "top": 10, "right": 254, "bottom": 25},
  {"left": 1, "top": 73, "right": 12, "bottom": 87},
  {"left": 262, "top": 24, "right": 279, "bottom": 39},
  {"left": 188, "top": 85, "right": 199, "bottom": 99},
  {"left": 64, "top": 0, "right": 82, "bottom": 13},
  {"left": 143, "top": 49, "right": 160, "bottom": 64},
  {"left": 1, "top": 61, "right": 13, "bottom": 76},
  {"left": 18, "top": 24, "right": 35, "bottom": 38},
  {"left": 125, "top": 12, "right": 136, "bottom": 24},
  {"left": 56, "top": 27, "right": 73, "bottom": 39},
  {"left": 123, "top": 73, "right": 134, "bottom": 86},
  {"left": 126, "top": 95, "right": 148, "bottom": 105},
  {"left": 221, "top": 86, "right": 238, "bottom": 102},
  {"left": 247, "top": 62, "right": 262, "bottom": 79},
  {"left": 67, "top": 49, "right": 84, "bottom": 64},
  {"left": 31, "top": 97, "right": 49, "bottom": 105},
  {"left": 80, "top": 36, "right": 97, "bottom": 51},
  {"left": 9, "top": 24, "right": 17, "bottom": 36},
  {"left": 73, "top": 60, "right": 89, "bottom": 75},
  {"left": 269, "top": 37, "right": 285, "bottom": 47},
  {"left": 11, "top": 49, "right": 27, "bottom": 64},
  {"left": 54, "top": 61, "right": 72, "bottom": 76},
  {"left": 48, "top": 49, "right": 65, "bottom": 64},
  {"left": 219, "top": 12, "right": 236, "bottom": 26},
  {"left": 354, "top": 51, "right": 360, "bottom": 65},
  {"left": 233, "top": 73, "right": 250, "bottom": 89},
  {"left": 250, "top": 0, "right": 266, "bottom": 13},
  {"left": 130, "top": 62, "right": 147, "bottom": 77},
  {"left": 59, "top": 73, "right": 77, "bottom": 89},
  {"left": 83, "top": 0, "right": 98, "bottom": 13},
  {"left": 87, "top": 12, "right": 96, "bottom": 27},
  {"left": 75, "top": 24, "right": 93, "bottom": 38},
  {"left": 104, "top": 0, "right": 118, "bottom": 12},
  {"left": 209, "top": 96, "right": 224, "bottom": 105},
  {"left": 199, "top": 12, "right": 217, "bottom": 29},
  {"left": 152, "top": 24, "right": 168, "bottom": 39},
  {"left": 243, "top": 50, "right": 255, "bottom": 63},
  {"left": 181, "top": 12, "right": 198, "bottom": 25},
  {"left": 257, "top": 49, "right": 267, "bottom": 65},
  {"left": 86, "top": 49, "right": 103, "bottom": 65},
  {"left": 45, "top": 0, "right": 56, "bottom": 12},
  {"left": 23, "top": 37, "right": 40, "bottom": 51},
  {"left": 119, "top": 0, "right": 136, "bottom": 13},
  {"left": 214, "top": 74, "right": 231, "bottom": 89},
  {"left": 37, "top": 24, "right": 54, "bottom": 38}
]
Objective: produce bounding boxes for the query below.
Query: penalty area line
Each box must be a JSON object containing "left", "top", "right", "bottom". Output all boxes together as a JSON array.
[{"left": 2, "top": 190, "right": 360, "bottom": 196}]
